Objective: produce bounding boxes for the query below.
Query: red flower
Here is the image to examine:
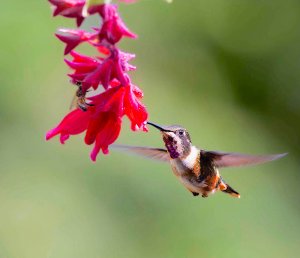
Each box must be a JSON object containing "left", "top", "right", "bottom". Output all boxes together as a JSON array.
[
  {"left": 85, "top": 86, "right": 125, "bottom": 160},
  {"left": 66, "top": 49, "right": 136, "bottom": 92},
  {"left": 46, "top": 109, "right": 91, "bottom": 144},
  {"left": 56, "top": 29, "right": 97, "bottom": 55},
  {"left": 46, "top": 85, "right": 148, "bottom": 161},
  {"left": 124, "top": 85, "right": 148, "bottom": 131},
  {"left": 49, "top": 0, "right": 85, "bottom": 26},
  {"left": 90, "top": 113, "right": 122, "bottom": 160},
  {"left": 47, "top": 1, "right": 149, "bottom": 161},
  {"left": 89, "top": 4, "right": 137, "bottom": 44}
]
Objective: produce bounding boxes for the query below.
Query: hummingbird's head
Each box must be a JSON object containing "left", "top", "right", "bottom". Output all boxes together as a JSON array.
[{"left": 147, "top": 122, "right": 192, "bottom": 159}]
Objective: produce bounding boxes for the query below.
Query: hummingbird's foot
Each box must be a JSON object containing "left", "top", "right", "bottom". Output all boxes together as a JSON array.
[
  {"left": 192, "top": 192, "right": 199, "bottom": 196},
  {"left": 202, "top": 193, "right": 209, "bottom": 198}
]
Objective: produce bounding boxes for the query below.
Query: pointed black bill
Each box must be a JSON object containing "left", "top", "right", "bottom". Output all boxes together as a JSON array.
[{"left": 147, "top": 122, "right": 172, "bottom": 132}]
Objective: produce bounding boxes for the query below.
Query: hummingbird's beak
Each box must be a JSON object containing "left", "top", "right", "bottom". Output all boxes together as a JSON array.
[{"left": 147, "top": 122, "right": 172, "bottom": 132}]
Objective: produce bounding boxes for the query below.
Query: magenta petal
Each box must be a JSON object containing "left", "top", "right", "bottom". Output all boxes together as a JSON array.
[
  {"left": 116, "top": 19, "right": 137, "bottom": 39},
  {"left": 119, "top": 51, "right": 136, "bottom": 71},
  {"left": 70, "top": 51, "right": 96, "bottom": 63},
  {"left": 124, "top": 85, "right": 148, "bottom": 131},
  {"left": 52, "top": 5, "right": 66, "bottom": 16},
  {"left": 90, "top": 146, "right": 99, "bottom": 162},
  {"left": 83, "top": 59, "right": 113, "bottom": 90},
  {"left": 46, "top": 127, "right": 60, "bottom": 141},
  {"left": 56, "top": 29, "right": 94, "bottom": 55},
  {"left": 132, "top": 84, "right": 143, "bottom": 98},
  {"left": 46, "top": 109, "right": 91, "bottom": 144},
  {"left": 76, "top": 16, "right": 84, "bottom": 27},
  {"left": 56, "top": 33, "right": 82, "bottom": 55},
  {"left": 95, "top": 4, "right": 137, "bottom": 44},
  {"left": 60, "top": 134, "right": 70, "bottom": 144},
  {"left": 89, "top": 115, "right": 121, "bottom": 161},
  {"left": 90, "top": 144, "right": 109, "bottom": 161},
  {"left": 98, "top": 60, "right": 114, "bottom": 89},
  {"left": 49, "top": 0, "right": 85, "bottom": 25},
  {"left": 68, "top": 72, "right": 89, "bottom": 82},
  {"left": 65, "top": 59, "right": 98, "bottom": 71}
]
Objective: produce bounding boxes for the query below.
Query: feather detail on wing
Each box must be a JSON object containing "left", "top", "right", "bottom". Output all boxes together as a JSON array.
[
  {"left": 112, "top": 145, "right": 170, "bottom": 162},
  {"left": 202, "top": 150, "right": 287, "bottom": 168}
]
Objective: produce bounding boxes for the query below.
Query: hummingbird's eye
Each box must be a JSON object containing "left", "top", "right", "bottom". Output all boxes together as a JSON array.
[{"left": 178, "top": 130, "right": 184, "bottom": 136}]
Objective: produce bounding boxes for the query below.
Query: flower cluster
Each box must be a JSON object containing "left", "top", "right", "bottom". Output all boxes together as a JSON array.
[{"left": 47, "top": 0, "right": 148, "bottom": 161}]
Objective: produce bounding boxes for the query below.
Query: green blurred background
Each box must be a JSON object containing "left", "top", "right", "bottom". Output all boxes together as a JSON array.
[{"left": 1, "top": 0, "right": 300, "bottom": 257}]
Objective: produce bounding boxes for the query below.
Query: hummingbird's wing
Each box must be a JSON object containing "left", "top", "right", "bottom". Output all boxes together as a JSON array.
[
  {"left": 112, "top": 145, "right": 170, "bottom": 162},
  {"left": 202, "top": 150, "right": 287, "bottom": 168}
]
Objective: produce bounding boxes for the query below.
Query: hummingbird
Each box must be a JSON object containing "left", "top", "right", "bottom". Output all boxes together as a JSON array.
[{"left": 114, "top": 122, "right": 287, "bottom": 198}]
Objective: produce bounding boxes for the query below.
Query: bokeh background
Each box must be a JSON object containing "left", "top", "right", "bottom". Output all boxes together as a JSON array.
[{"left": 1, "top": 0, "right": 300, "bottom": 257}]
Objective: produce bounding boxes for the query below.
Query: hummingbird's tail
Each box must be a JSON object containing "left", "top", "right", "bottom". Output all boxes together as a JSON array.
[{"left": 222, "top": 183, "right": 240, "bottom": 198}]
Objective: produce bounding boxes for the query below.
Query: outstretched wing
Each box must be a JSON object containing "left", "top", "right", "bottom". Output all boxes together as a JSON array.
[
  {"left": 112, "top": 145, "right": 170, "bottom": 162},
  {"left": 202, "top": 150, "right": 287, "bottom": 168}
]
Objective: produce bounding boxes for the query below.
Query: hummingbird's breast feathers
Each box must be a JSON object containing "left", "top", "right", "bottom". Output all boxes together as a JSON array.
[
  {"left": 182, "top": 146, "right": 200, "bottom": 170},
  {"left": 170, "top": 145, "right": 201, "bottom": 178}
]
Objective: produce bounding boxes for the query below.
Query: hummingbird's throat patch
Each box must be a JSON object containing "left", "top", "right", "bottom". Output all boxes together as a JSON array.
[{"left": 162, "top": 133, "right": 181, "bottom": 159}]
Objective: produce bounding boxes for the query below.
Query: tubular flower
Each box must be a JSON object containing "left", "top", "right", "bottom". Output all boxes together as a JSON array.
[
  {"left": 91, "top": 4, "right": 137, "bottom": 44},
  {"left": 49, "top": 0, "right": 85, "bottom": 26},
  {"left": 56, "top": 29, "right": 97, "bottom": 55},
  {"left": 66, "top": 48, "right": 136, "bottom": 92},
  {"left": 47, "top": 0, "right": 148, "bottom": 161},
  {"left": 46, "top": 109, "right": 91, "bottom": 144}
]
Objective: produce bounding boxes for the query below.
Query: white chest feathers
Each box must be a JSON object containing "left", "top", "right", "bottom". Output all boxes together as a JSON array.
[{"left": 181, "top": 146, "right": 199, "bottom": 169}]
